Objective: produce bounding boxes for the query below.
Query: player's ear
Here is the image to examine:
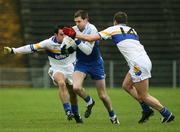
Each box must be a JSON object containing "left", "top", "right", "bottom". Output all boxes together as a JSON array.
[
  {"left": 113, "top": 21, "right": 117, "bottom": 25},
  {"left": 54, "top": 33, "right": 58, "bottom": 37}
]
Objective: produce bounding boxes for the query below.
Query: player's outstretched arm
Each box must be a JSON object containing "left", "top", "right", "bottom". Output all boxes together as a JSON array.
[
  {"left": 3, "top": 45, "right": 38, "bottom": 55},
  {"left": 76, "top": 33, "right": 100, "bottom": 42}
]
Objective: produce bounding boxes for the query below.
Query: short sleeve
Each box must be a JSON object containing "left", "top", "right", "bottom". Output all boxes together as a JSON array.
[
  {"left": 98, "top": 27, "right": 112, "bottom": 40},
  {"left": 33, "top": 39, "right": 50, "bottom": 50}
]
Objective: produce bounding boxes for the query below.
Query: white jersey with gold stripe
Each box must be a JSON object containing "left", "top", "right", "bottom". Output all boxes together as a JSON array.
[
  {"left": 99, "top": 24, "right": 147, "bottom": 64},
  {"left": 13, "top": 36, "right": 76, "bottom": 67}
]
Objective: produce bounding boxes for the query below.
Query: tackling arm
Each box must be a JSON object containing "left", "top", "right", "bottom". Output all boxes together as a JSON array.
[
  {"left": 63, "top": 27, "right": 101, "bottom": 42},
  {"left": 76, "top": 33, "right": 100, "bottom": 42}
]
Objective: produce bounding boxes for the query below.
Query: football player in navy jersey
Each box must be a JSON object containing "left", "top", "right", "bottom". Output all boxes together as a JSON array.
[{"left": 62, "top": 10, "right": 119, "bottom": 124}]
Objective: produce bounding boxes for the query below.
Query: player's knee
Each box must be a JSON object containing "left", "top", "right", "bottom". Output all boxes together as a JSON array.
[
  {"left": 73, "top": 85, "right": 81, "bottom": 93},
  {"left": 139, "top": 95, "right": 148, "bottom": 102},
  {"left": 57, "top": 80, "right": 66, "bottom": 88},
  {"left": 98, "top": 93, "right": 107, "bottom": 101}
]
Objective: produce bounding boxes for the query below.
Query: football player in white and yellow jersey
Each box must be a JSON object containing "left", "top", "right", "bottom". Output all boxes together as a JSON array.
[
  {"left": 4, "top": 25, "right": 82, "bottom": 123},
  {"left": 63, "top": 11, "right": 175, "bottom": 123}
]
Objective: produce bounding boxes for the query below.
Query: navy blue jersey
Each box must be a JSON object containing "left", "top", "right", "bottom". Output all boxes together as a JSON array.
[
  {"left": 73, "top": 23, "right": 102, "bottom": 63},
  {"left": 76, "top": 40, "right": 101, "bottom": 62}
]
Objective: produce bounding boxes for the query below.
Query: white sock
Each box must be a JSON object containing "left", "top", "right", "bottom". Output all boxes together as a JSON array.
[{"left": 86, "top": 98, "right": 93, "bottom": 106}]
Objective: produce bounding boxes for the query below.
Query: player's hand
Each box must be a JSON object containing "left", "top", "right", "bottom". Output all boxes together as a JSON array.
[
  {"left": 62, "top": 27, "right": 76, "bottom": 39},
  {"left": 61, "top": 45, "right": 75, "bottom": 55},
  {"left": 61, "top": 45, "right": 69, "bottom": 55},
  {"left": 4, "top": 47, "right": 14, "bottom": 54}
]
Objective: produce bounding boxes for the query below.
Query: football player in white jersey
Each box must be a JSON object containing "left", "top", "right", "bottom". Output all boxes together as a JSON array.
[
  {"left": 3, "top": 25, "right": 83, "bottom": 123},
  {"left": 63, "top": 11, "right": 175, "bottom": 123}
]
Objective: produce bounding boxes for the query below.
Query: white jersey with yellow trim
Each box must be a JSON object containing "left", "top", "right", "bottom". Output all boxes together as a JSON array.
[
  {"left": 99, "top": 24, "right": 147, "bottom": 65},
  {"left": 12, "top": 36, "right": 76, "bottom": 67}
]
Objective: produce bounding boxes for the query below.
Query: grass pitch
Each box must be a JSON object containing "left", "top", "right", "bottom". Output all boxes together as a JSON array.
[{"left": 0, "top": 87, "right": 179, "bottom": 132}]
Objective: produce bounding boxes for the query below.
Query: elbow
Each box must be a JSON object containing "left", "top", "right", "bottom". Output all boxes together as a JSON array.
[
  {"left": 86, "top": 51, "right": 92, "bottom": 55},
  {"left": 84, "top": 50, "right": 92, "bottom": 55}
]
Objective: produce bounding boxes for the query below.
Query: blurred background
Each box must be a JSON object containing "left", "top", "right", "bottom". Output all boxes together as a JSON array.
[{"left": 0, "top": 0, "right": 179, "bottom": 88}]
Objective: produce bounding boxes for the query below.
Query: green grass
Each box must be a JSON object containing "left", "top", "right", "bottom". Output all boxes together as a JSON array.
[{"left": 0, "top": 87, "right": 179, "bottom": 132}]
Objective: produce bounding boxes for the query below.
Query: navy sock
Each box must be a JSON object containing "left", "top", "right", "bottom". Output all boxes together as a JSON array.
[
  {"left": 140, "top": 102, "right": 151, "bottom": 112},
  {"left": 84, "top": 96, "right": 91, "bottom": 103},
  {"left": 160, "top": 107, "right": 171, "bottom": 118},
  {"left": 109, "top": 110, "right": 115, "bottom": 118},
  {"left": 71, "top": 104, "right": 79, "bottom": 115},
  {"left": 63, "top": 103, "right": 71, "bottom": 112}
]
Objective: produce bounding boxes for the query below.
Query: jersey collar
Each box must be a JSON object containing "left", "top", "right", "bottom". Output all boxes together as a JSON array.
[{"left": 52, "top": 36, "right": 61, "bottom": 44}]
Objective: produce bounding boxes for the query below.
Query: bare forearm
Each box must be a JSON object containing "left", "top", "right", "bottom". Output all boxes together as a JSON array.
[{"left": 76, "top": 33, "right": 100, "bottom": 42}]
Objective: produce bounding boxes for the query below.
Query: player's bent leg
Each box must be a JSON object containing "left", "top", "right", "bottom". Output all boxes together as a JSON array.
[
  {"left": 67, "top": 84, "right": 78, "bottom": 104},
  {"left": 134, "top": 79, "right": 163, "bottom": 110},
  {"left": 134, "top": 79, "right": 175, "bottom": 123},
  {"left": 123, "top": 73, "right": 153, "bottom": 123},
  {"left": 73, "top": 71, "right": 95, "bottom": 118},
  {"left": 95, "top": 79, "right": 120, "bottom": 124},
  {"left": 122, "top": 73, "right": 141, "bottom": 101},
  {"left": 54, "top": 72, "right": 70, "bottom": 104},
  {"left": 54, "top": 72, "right": 73, "bottom": 121},
  {"left": 95, "top": 79, "right": 112, "bottom": 111},
  {"left": 73, "top": 71, "right": 88, "bottom": 98}
]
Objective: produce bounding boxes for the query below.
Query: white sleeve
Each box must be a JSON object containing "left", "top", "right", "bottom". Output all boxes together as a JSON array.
[
  {"left": 77, "top": 41, "right": 94, "bottom": 55},
  {"left": 12, "top": 45, "right": 33, "bottom": 54},
  {"left": 76, "top": 24, "right": 97, "bottom": 55},
  {"left": 12, "top": 39, "right": 49, "bottom": 54},
  {"left": 33, "top": 39, "right": 49, "bottom": 51}
]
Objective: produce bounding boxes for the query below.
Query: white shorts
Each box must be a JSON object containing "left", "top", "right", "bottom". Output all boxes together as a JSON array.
[
  {"left": 48, "top": 64, "right": 74, "bottom": 85},
  {"left": 128, "top": 54, "right": 152, "bottom": 83}
]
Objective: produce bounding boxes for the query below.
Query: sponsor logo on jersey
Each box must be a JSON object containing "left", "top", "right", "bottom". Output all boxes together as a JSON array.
[
  {"left": 134, "top": 65, "right": 142, "bottom": 76},
  {"left": 55, "top": 54, "right": 69, "bottom": 60}
]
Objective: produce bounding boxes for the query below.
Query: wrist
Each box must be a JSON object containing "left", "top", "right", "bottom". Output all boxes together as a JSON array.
[{"left": 11, "top": 48, "right": 15, "bottom": 54}]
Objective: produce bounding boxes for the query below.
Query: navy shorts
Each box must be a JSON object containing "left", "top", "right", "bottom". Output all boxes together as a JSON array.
[{"left": 74, "top": 59, "right": 105, "bottom": 80}]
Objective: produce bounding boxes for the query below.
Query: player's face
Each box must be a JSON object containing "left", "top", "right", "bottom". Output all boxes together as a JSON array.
[
  {"left": 56, "top": 29, "right": 64, "bottom": 43},
  {"left": 74, "top": 16, "right": 87, "bottom": 31}
]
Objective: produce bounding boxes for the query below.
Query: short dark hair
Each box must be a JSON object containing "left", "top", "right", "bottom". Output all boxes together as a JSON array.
[
  {"left": 113, "top": 11, "right": 128, "bottom": 24},
  {"left": 74, "top": 10, "right": 89, "bottom": 20},
  {"left": 53, "top": 25, "right": 65, "bottom": 34}
]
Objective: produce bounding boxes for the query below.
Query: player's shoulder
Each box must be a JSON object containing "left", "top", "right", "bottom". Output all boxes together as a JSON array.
[
  {"left": 87, "top": 23, "right": 97, "bottom": 31},
  {"left": 41, "top": 36, "right": 58, "bottom": 46},
  {"left": 119, "top": 24, "right": 135, "bottom": 30},
  {"left": 101, "top": 25, "right": 115, "bottom": 33},
  {"left": 41, "top": 36, "right": 53, "bottom": 42},
  {"left": 72, "top": 26, "right": 79, "bottom": 32},
  {"left": 85, "top": 23, "right": 98, "bottom": 34}
]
